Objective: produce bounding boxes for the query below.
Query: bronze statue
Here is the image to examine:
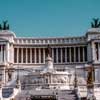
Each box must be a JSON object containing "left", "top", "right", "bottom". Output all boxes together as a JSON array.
[
  {"left": 46, "top": 44, "right": 52, "bottom": 57},
  {"left": 6, "top": 24, "right": 9, "bottom": 30},
  {"left": 3, "top": 20, "right": 8, "bottom": 30},
  {"left": 0, "top": 24, "right": 2, "bottom": 30},
  {"left": 91, "top": 18, "right": 100, "bottom": 28},
  {"left": 0, "top": 20, "right": 10, "bottom": 30}
]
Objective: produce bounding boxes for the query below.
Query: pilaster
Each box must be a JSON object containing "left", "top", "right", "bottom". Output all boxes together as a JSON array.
[{"left": 92, "top": 42, "right": 96, "bottom": 62}]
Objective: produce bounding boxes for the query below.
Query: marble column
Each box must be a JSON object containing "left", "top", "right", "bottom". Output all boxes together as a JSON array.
[
  {"left": 65, "top": 47, "right": 67, "bottom": 63},
  {"left": 26, "top": 48, "right": 28, "bottom": 63},
  {"left": 30, "top": 48, "right": 32, "bottom": 63},
  {"left": 92, "top": 42, "right": 96, "bottom": 61},
  {"left": 34, "top": 48, "right": 36, "bottom": 64},
  {"left": 56, "top": 48, "right": 58, "bottom": 63},
  {"left": 21, "top": 48, "right": 23, "bottom": 63},
  {"left": 17, "top": 48, "right": 19, "bottom": 63},
  {"left": 1, "top": 45, "right": 3, "bottom": 62},
  {"left": 61, "top": 48, "right": 63, "bottom": 63},
  {"left": 69, "top": 47, "right": 71, "bottom": 62},
  {"left": 38, "top": 48, "right": 41, "bottom": 63},
  {"left": 83, "top": 47, "right": 85, "bottom": 62},
  {"left": 78, "top": 47, "right": 80, "bottom": 62},
  {"left": 74, "top": 47, "right": 76, "bottom": 62},
  {"left": 43, "top": 48, "right": 45, "bottom": 63}
]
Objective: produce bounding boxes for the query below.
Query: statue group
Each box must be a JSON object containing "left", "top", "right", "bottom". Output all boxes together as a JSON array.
[
  {"left": 0, "top": 18, "right": 99, "bottom": 31},
  {"left": 91, "top": 18, "right": 100, "bottom": 28},
  {"left": 0, "top": 20, "right": 9, "bottom": 30}
]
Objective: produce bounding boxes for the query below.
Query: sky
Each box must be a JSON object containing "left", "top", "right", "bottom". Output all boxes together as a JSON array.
[{"left": 0, "top": 0, "right": 100, "bottom": 37}]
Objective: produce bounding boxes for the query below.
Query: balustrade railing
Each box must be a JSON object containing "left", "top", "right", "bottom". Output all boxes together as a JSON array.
[{"left": 14, "top": 37, "right": 86, "bottom": 45}]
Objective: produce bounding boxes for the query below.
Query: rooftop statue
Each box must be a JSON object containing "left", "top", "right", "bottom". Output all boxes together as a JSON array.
[
  {"left": 0, "top": 24, "right": 2, "bottom": 30},
  {"left": 0, "top": 20, "right": 10, "bottom": 30},
  {"left": 3, "top": 20, "right": 9, "bottom": 30},
  {"left": 91, "top": 18, "right": 100, "bottom": 28}
]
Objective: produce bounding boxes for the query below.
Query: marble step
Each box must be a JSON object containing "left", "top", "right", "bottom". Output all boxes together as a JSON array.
[{"left": 58, "top": 90, "right": 78, "bottom": 100}]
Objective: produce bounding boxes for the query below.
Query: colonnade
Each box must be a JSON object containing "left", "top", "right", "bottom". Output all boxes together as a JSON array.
[{"left": 14, "top": 46, "right": 87, "bottom": 64}]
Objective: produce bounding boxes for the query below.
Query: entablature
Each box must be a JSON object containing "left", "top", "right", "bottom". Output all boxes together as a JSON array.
[
  {"left": 86, "top": 28, "right": 100, "bottom": 41},
  {"left": 0, "top": 31, "right": 15, "bottom": 43},
  {"left": 13, "top": 43, "right": 87, "bottom": 48},
  {"left": 14, "top": 36, "right": 86, "bottom": 45}
]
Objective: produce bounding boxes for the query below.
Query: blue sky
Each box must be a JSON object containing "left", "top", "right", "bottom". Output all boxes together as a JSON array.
[{"left": 0, "top": 0, "right": 100, "bottom": 37}]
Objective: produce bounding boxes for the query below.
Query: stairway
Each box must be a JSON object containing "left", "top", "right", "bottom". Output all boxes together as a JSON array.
[{"left": 57, "top": 90, "right": 78, "bottom": 100}]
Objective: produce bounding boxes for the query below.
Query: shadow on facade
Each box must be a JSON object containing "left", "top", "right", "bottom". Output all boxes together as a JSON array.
[{"left": 28, "top": 95, "right": 57, "bottom": 100}]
